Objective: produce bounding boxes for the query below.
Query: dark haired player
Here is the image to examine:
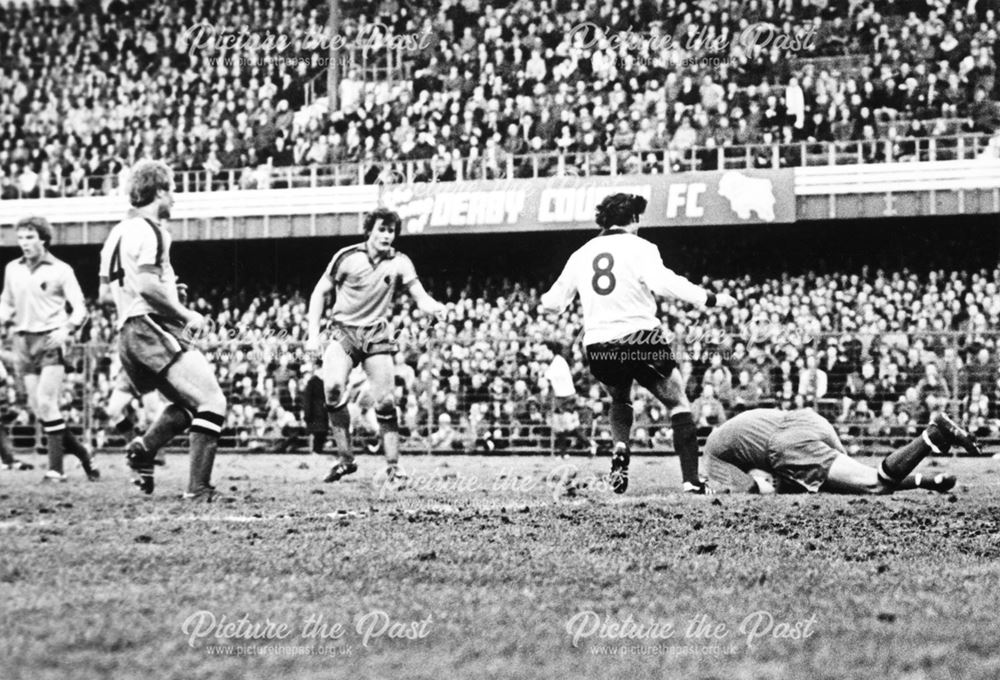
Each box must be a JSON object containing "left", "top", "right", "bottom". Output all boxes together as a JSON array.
[
  {"left": 539, "top": 193, "right": 736, "bottom": 494},
  {"left": 99, "top": 159, "right": 226, "bottom": 500},
  {"left": 306, "top": 208, "right": 446, "bottom": 485},
  {"left": 0, "top": 217, "right": 97, "bottom": 482},
  {"left": 704, "top": 408, "right": 976, "bottom": 495}
]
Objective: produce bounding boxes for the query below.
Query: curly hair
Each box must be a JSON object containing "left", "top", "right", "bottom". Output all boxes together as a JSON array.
[
  {"left": 128, "top": 159, "right": 173, "bottom": 208},
  {"left": 364, "top": 208, "right": 403, "bottom": 239},
  {"left": 595, "top": 193, "right": 647, "bottom": 229},
  {"left": 15, "top": 216, "right": 53, "bottom": 246}
]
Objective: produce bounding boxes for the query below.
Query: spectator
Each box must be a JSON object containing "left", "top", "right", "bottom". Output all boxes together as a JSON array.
[
  {"left": 301, "top": 366, "right": 329, "bottom": 454},
  {"left": 731, "top": 370, "right": 763, "bottom": 412},
  {"left": 692, "top": 384, "right": 727, "bottom": 430},
  {"left": 962, "top": 347, "right": 996, "bottom": 396},
  {"left": 798, "top": 354, "right": 829, "bottom": 404},
  {"left": 916, "top": 363, "right": 951, "bottom": 420}
]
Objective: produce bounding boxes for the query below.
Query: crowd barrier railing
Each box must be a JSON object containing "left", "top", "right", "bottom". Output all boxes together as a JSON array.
[
  {"left": 6, "top": 332, "right": 997, "bottom": 457},
  {"left": 3, "top": 133, "right": 996, "bottom": 200}
]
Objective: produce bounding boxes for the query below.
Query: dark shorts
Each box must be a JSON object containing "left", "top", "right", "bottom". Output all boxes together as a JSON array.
[
  {"left": 585, "top": 328, "right": 678, "bottom": 388},
  {"left": 553, "top": 395, "right": 576, "bottom": 413},
  {"left": 118, "top": 315, "right": 192, "bottom": 395},
  {"left": 12, "top": 331, "right": 64, "bottom": 376},
  {"left": 330, "top": 321, "right": 397, "bottom": 364}
]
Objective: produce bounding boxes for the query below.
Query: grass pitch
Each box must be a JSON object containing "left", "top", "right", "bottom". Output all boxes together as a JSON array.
[{"left": 2, "top": 451, "right": 1000, "bottom": 680}]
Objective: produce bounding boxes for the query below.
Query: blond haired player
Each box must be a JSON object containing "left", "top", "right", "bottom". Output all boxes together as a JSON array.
[{"left": 99, "top": 160, "right": 226, "bottom": 500}]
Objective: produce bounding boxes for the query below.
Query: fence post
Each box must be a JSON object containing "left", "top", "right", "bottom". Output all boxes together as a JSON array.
[
  {"left": 426, "top": 339, "right": 434, "bottom": 457},
  {"left": 549, "top": 392, "right": 556, "bottom": 456},
  {"left": 83, "top": 342, "right": 93, "bottom": 449}
]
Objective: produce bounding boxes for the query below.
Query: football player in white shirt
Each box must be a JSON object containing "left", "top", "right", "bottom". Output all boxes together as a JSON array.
[
  {"left": 99, "top": 160, "right": 226, "bottom": 500},
  {"left": 539, "top": 193, "right": 736, "bottom": 494},
  {"left": 542, "top": 341, "right": 590, "bottom": 454}
]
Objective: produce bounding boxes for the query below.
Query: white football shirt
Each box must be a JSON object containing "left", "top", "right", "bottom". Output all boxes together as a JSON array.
[
  {"left": 99, "top": 215, "right": 178, "bottom": 328},
  {"left": 540, "top": 229, "right": 708, "bottom": 345},
  {"left": 545, "top": 355, "right": 576, "bottom": 398}
]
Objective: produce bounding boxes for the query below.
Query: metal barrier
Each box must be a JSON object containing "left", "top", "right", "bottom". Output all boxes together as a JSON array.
[
  {"left": 6, "top": 332, "right": 998, "bottom": 456},
  {"left": 3, "top": 133, "right": 996, "bottom": 200}
]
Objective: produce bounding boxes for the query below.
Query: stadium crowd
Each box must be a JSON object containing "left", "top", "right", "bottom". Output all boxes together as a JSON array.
[
  {"left": 2, "top": 0, "right": 1000, "bottom": 197},
  {"left": 10, "top": 263, "right": 999, "bottom": 454}
]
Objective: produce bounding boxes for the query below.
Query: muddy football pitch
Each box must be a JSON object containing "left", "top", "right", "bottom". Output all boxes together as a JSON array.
[{"left": 2, "top": 452, "right": 999, "bottom": 680}]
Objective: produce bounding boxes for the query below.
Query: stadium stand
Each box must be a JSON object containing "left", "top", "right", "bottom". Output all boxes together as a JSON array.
[
  {"left": 11, "top": 262, "right": 997, "bottom": 454},
  {"left": 1, "top": 0, "right": 998, "bottom": 197}
]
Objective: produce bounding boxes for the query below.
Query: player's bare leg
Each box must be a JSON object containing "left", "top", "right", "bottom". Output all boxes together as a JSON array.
[
  {"left": 42, "top": 368, "right": 97, "bottom": 479},
  {"left": 106, "top": 387, "right": 136, "bottom": 440},
  {"left": 321, "top": 340, "right": 357, "bottom": 482},
  {"left": 820, "top": 414, "right": 972, "bottom": 494},
  {"left": 157, "top": 351, "right": 226, "bottom": 500},
  {"left": 108, "top": 374, "right": 168, "bottom": 466},
  {"left": 635, "top": 366, "right": 707, "bottom": 493},
  {"left": 363, "top": 353, "right": 403, "bottom": 482},
  {"left": 20, "top": 380, "right": 44, "bottom": 469},
  {"left": 870, "top": 413, "right": 973, "bottom": 494},
  {"left": 819, "top": 454, "right": 886, "bottom": 494},
  {"left": 602, "top": 380, "right": 634, "bottom": 494},
  {"left": 818, "top": 453, "right": 953, "bottom": 495},
  {"left": 31, "top": 366, "right": 97, "bottom": 481},
  {"left": 22, "top": 374, "right": 56, "bottom": 475}
]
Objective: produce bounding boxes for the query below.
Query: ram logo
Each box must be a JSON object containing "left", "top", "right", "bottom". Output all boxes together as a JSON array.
[{"left": 718, "top": 172, "right": 777, "bottom": 222}]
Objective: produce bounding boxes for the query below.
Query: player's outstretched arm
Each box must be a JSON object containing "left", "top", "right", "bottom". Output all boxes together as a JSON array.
[
  {"left": 643, "top": 256, "right": 736, "bottom": 309},
  {"left": 397, "top": 254, "right": 445, "bottom": 317},
  {"left": 406, "top": 279, "right": 446, "bottom": 317},
  {"left": 306, "top": 276, "right": 333, "bottom": 351},
  {"left": 538, "top": 258, "right": 577, "bottom": 314}
]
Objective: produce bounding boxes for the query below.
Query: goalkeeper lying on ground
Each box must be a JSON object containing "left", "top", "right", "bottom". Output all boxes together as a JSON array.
[{"left": 704, "top": 408, "right": 980, "bottom": 494}]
